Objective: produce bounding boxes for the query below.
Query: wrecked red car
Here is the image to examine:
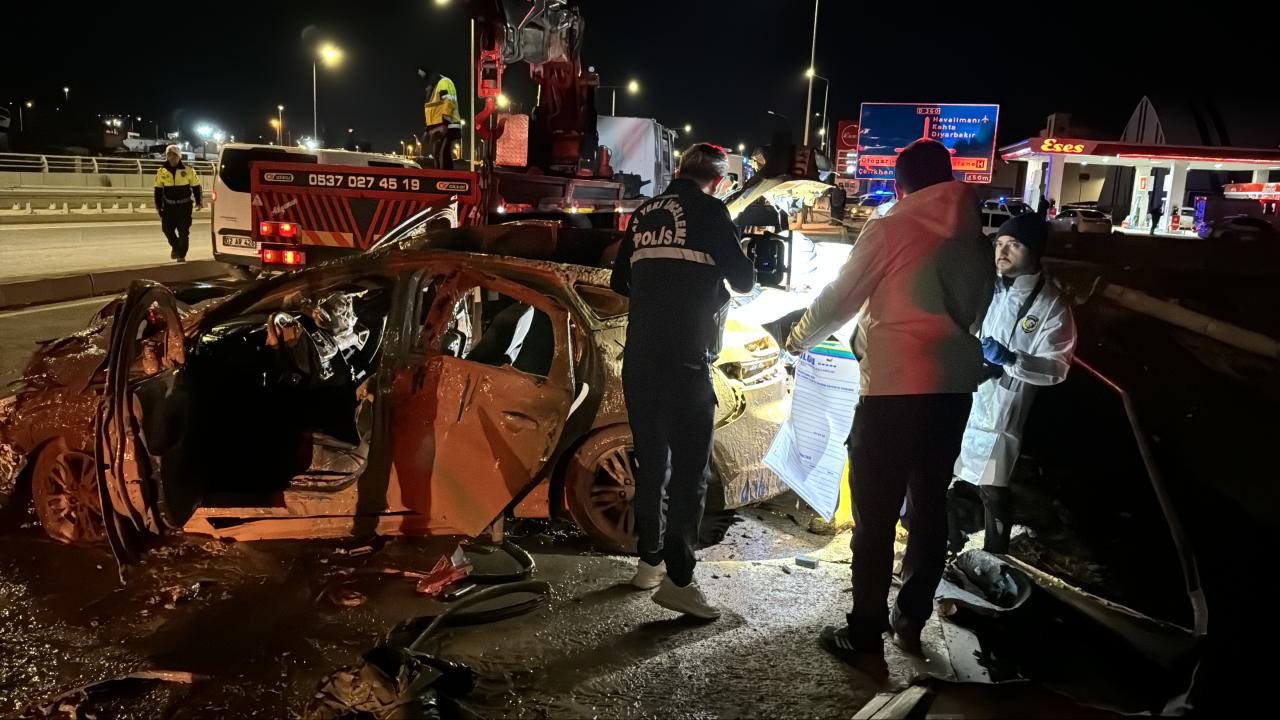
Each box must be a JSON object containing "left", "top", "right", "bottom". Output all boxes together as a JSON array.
[{"left": 0, "top": 221, "right": 790, "bottom": 568}]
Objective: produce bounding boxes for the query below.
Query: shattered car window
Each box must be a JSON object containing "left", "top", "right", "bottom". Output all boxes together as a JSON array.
[{"left": 421, "top": 278, "right": 555, "bottom": 379}]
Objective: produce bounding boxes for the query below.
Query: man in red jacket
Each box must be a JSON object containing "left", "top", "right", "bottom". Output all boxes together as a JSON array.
[{"left": 787, "top": 140, "right": 994, "bottom": 676}]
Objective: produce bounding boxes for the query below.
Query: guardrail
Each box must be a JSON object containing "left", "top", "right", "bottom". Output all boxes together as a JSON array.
[{"left": 0, "top": 152, "right": 217, "bottom": 176}]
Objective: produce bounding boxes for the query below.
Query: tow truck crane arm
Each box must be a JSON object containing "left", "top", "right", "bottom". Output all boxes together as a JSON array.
[{"left": 471, "top": 0, "right": 598, "bottom": 176}]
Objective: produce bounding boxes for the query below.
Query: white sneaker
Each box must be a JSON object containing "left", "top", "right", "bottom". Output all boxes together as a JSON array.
[
  {"left": 631, "top": 559, "right": 667, "bottom": 590},
  {"left": 652, "top": 577, "right": 721, "bottom": 620}
]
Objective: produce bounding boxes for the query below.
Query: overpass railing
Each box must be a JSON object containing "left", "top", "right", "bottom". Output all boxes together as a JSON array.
[{"left": 0, "top": 152, "right": 217, "bottom": 176}]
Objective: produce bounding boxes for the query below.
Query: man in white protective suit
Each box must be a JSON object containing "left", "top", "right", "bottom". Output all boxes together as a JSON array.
[{"left": 953, "top": 206, "right": 1077, "bottom": 554}]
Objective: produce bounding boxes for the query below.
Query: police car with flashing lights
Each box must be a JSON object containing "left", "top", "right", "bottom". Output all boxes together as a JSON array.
[{"left": 981, "top": 196, "right": 1034, "bottom": 236}]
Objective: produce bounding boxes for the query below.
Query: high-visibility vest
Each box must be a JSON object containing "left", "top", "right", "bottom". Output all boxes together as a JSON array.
[
  {"left": 425, "top": 76, "right": 462, "bottom": 127},
  {"left": 154, "top": 163, "right": 201, "bottom": 208}
]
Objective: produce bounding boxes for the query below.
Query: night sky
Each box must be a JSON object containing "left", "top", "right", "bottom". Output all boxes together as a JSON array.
[{"left": 2, "top": 1, "right": 1272, "bottom": 153}]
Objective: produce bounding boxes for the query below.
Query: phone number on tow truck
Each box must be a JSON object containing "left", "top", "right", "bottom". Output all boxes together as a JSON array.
[{"left": 306, "top": 173, "right": 424, "bottom": 191}]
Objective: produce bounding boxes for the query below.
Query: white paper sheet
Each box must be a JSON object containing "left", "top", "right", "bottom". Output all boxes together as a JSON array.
[{"left": 764, "top": 341, "right": 860, "bottom": 520}]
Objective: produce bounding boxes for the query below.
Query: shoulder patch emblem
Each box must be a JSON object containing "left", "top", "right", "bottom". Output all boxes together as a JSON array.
[{"left": 1021, "top": 314, "right": 1040, "bottom": 333}]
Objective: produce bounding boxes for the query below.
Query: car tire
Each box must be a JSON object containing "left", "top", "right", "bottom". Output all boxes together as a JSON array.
[
  {"left": 31, "top": 438, "right": 106, "bottom": 545},
  {"left": 562, "top": 425, "right": 732, "bottom": 555}
]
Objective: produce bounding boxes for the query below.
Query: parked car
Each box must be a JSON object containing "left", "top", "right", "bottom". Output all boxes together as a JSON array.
[
  {"left": 982, "top": 198, "right": 1033, "bottom": 216},
  {"left": 1052, "top": 208, "right": 1113, "bottom": 233},
  {"left": 1174, "top": 206, "right": 1197, "bottom": 234},
  {"left": 980, "top": 197, "right": 1034, "bottom": 236},
  {"left": 1198, "top": 214, "right": 1280, "bottom": 241},
  {"left": 0, "top": 220, "right": 789, "bottom": 567},
  {"left": 851, "top": 191, "right": 896, "bottom": 219}
]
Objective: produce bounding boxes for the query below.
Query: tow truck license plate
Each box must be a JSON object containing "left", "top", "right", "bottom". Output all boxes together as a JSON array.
[{"left": 223, "top": 235, "right": 255, "bottom": 249}]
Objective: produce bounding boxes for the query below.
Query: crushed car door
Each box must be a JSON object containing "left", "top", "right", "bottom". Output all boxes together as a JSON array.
[
  {"left": 96, "top": 281, "right": 201, "bottom": 574},
  {"left": 392, "top": 268, "right": 575, "bottom": 537}
]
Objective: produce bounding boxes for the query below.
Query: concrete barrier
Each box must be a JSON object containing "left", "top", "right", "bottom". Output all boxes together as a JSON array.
[
  {"left": 0, "top": 260, "right": 232, "bottom": 309},
  {"left": 0, "top": 208, "right": 212, "bottom": 224}
]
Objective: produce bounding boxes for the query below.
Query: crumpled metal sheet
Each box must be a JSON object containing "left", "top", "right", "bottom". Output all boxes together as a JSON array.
[
  {"left": 304, "top": 648, "right": 475, "bottom": 720},
  {"left": 935, "top": 550, "right": 1034, "bottom": 618}
]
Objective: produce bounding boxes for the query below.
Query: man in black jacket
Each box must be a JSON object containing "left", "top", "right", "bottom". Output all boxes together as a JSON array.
[
  {"left": 610, "top": 143, "right": 755, "bottom": 620},
  {"left": 153, "top": 145, "right": 203, "bottom": 262}
]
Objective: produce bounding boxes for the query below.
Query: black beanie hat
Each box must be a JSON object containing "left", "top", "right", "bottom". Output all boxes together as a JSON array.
[{"left": 995, "top": 201, "right": 1050, "bottom": 256}]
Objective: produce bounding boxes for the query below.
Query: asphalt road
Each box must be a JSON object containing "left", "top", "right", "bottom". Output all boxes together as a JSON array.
[
  {"left": 0, "top": 219, "right": 213, "bottom": 283},
  {"left": 0, "top": 296, "right": 106, "bottom": 389}
]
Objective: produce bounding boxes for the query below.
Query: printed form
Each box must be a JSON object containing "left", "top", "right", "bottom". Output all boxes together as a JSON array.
[{"left": 764, "top": 341, "right": 860, "bottom": 520}]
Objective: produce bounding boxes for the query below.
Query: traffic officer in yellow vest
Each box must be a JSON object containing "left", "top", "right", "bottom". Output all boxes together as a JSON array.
[
  {"left": 153, "top": 145, "right": 203, "bottom": 262},
  {"left": 422, "top": 73, "right": 461, "bottom": 169},
  {"left": 953, "top": 206, "right": 1077, "bottom": 553}
]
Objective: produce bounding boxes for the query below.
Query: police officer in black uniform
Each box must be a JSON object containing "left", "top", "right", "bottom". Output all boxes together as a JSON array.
[
  {"left": 610, "top": 143, "right": 755, "bottom": 620},
  {"left": 153, "top": 144, "right": 203, "bottom": 262}
]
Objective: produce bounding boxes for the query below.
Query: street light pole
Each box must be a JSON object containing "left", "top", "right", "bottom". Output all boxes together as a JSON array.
[
  {"left": 277, "top": 105, "right": 284, "bottom": 145},
  {"left": 469, "top": 17, "right": 476, "bottom": 167},
  {"left": 806, "top": 73, "right": 830, "bottom": 154},
  {"left": 313, "top": 62, "right": 319, "bottom": 141},
  {"left": 802, "top": 0, "right": 820, "bottom": 146}
]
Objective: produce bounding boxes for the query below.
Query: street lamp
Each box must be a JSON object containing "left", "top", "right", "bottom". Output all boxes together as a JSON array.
[
  {"left": 196, "top": 124, "right": 213, "bottom": 157},
  {"left": 314, "top": 42, "right": 344, "bottom": 144},
  {"left": 802, "top": 0, "right": 820, "bottom": 145},
  {"left": 684, "top": 123, "right": 692, "bottom": 134},
  {"left": 805, "top": 69, "right": 831, "bottom": 154},
  {"left": 599, "top": 78, "right": 640, "bottom": 116},
  {"left": 17, "top": 100, "right": 33, "bottom": 131},
  {"left": 737, "top": 143, "right": 746, "bottom": 153},
  {"left": 269, "top": 117, "right": 281, "bottom": 145},
  {"left": 62, "top": 86, "right": 69, "bottom": 102},
  {"left": 276, "top": 105, "right": 285, "bottom": 145}
]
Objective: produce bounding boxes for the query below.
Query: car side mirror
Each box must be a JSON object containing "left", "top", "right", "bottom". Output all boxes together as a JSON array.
[
  {"left": 440, "top": 328, "right": 468, "bottom": 357},
  {"left": 746, "top": 232, "right": 789, "bottom": 288}
]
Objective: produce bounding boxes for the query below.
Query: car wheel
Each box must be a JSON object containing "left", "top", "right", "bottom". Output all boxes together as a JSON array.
[
  {"left": 563, "top": 426, "right": 733, "bottom": 555},
  {"left": 564, "top": 426, "right": 638, "bottom": 554},
  {"left": 31, "top": 438, "right": 106, "bottom": 545}
]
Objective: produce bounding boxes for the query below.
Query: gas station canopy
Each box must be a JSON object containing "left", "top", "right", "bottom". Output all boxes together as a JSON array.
[{"left": 999, "top": 137, "right": 1280, "bottom": 233}]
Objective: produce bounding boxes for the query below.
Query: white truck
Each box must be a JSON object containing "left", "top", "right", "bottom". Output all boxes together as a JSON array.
[{"left": 596, "top": 116, "right": 678, "bottom": 199}]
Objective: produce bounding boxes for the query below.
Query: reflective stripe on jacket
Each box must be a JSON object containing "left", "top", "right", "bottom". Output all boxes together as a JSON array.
[
  {"left": 955, "top": 272, "right": 1077, "bottom": 487},
  {"left": 154, "top": 162, "right": 202, "bottom": 209}
]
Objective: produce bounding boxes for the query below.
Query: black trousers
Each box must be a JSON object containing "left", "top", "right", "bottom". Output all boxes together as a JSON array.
[
  {"left": 945, "top": 481, "right": 1013, "bottom": 554},
  {"left": 979, "top": 485, "right": 1013, "bottom": 553},
  {"left": 426, "top": 124, "right": 458, "bottom": 170},
  {"left": 622, "top": 356, "right": 716, "bottom": 587},
  {"left": 161, "top": 209, "right": 192, "bottom": 259},
  {"left": 847, "top": 393, "right": 972, "bottom": 647}
]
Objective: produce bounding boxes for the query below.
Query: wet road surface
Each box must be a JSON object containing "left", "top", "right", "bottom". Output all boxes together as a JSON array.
[
  {"left": 0, "top": 506, "right": 934, "bottom": 719},
  {"left": 0, "top": 220, "right": 213, "bottom": 283}
]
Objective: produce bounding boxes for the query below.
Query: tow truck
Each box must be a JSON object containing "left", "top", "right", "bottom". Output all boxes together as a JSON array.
[
  {"left": 244, "top": 0, "right": 642, "bottom": 271},
  {"left": 250, "top": 163, "right": 479, "bottom": 268}
]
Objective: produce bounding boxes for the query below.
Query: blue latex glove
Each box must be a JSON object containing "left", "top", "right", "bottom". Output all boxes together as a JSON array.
[{"left": 981, "top": 337, "right": 1016, "bottom": 366}]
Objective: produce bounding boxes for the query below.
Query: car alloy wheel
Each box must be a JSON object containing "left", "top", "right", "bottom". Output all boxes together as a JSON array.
[
  {"left": 31, "top": 438, "right": 106, "bottom": 545},
  {"left": 564, "top": 426, "right": 638, "bottom": 554}
]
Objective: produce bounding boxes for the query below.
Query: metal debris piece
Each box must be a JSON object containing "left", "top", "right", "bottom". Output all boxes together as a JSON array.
[
  {"left": 20, "top": 670, "right": 204, "bottom": 719},
  {"left": 415, "top": 547, "right": 472, "bottom": 597},
  {"left": 304, "top": 647, "right": 475, "bottom": 720},
  {"left": 327, "top": 584, "right": 368, "bottom": 608}
]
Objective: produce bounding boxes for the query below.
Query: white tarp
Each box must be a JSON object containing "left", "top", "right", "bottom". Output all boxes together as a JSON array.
[{"left": 764, "top": 341, "right": 859, "bottom": 520}]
